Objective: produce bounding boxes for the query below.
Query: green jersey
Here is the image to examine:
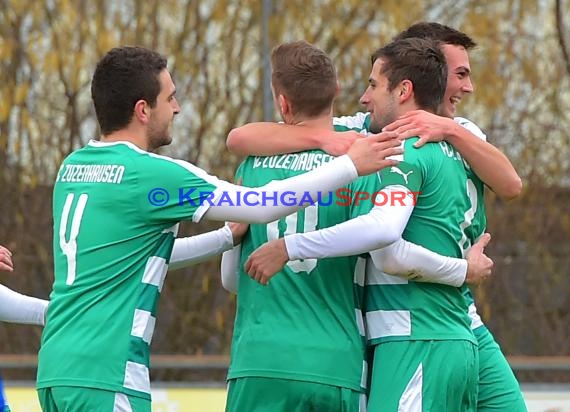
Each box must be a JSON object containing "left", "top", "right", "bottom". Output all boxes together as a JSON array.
[
  {"left": 365, "top": 137, "right": 485, "bottom": 345},
  {"left": 334, "top": 112, "right": 489, "bottom": 332},
  {"left": 228, "top": 149, "right": 376, "bottom": 392},
  {"left": 38, "top": 140, "right": 224, "bottom": 399}
]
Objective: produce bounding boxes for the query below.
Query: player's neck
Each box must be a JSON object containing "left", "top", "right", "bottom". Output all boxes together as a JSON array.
[
  {"left": 292, "top": 115, "right": 333, "bottom": 131},
  {"left": 399, "top": 101, "right": 422, "bottom": 118},
  {"left": 100, "top": 128, "right": 149, "bottom": 151}
]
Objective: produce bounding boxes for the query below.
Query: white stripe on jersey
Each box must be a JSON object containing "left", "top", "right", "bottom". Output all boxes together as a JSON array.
[
  {"left": 354, "top": 257, "right": 366, "bottom": 287},
  {"left": 468, "top": 303, "right": 484, "bottom": 330},
  {"left": 398, "top": 363, "right": 423, "bottom": 412},
  {"left": 113, "top": 393, "right": 133, "bottom": 412},
  {"left": 123, "top": 361, "right": 150, "bottom": 394},
  {"left": 142, "top": 256, "right": 168, "bottom": 292},
  {"left": 131, "top": 309, "right": 156, "bottom": 345},
  {"left": 355, "top": 308, "right": 365, "bottom": 337},
  {"left": 361, "top": 360, "right": 368, "bottom": 391},
  {"left": 366, "top": 258, "right": 408, "bottom": 285},
  {"left": 359, "top": 393, "right": 367, "bottom": 412},
  {"left": 366, "top": 310, "right": 411, "bottom": 340}
]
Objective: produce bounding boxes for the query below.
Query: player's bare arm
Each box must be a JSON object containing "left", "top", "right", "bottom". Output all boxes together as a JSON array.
[
  {"left": 227, "top": 122, "right": 361, "bottom": 156},
  {"left": 245, "top": 238, "right": 288, "bottom": 285},
  {"left": 384, "top": 110, "right": 522, "bottom": 200}
]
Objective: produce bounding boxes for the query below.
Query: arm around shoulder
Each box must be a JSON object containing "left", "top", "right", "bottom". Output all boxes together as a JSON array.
[
  {"left": 202, "top": 155, "right": 358, "bottom": 223},
  {"left": 448, "top": 121, "right": 522, "bottom": 200},
  {"left": 226, "top": 123, "right": 324, "bottom": 156}
]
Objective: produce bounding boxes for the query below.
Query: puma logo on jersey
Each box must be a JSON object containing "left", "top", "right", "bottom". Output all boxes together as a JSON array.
[{"left": 390, "top": 166, "right": 413, "bottom": 184}]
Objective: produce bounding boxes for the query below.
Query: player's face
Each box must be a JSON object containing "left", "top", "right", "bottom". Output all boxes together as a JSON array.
[
  {"left": 148, "top": 69, "right": 181, "bottom": 151},
  {"left": 441, "top": 44, "right": 473, "bottom": 118},
  {"left": 360, "top": 59, "right": 399, "bottom": 131}
]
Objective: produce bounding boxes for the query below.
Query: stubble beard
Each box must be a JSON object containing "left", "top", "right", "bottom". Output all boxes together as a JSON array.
[{"left": 148, "top": 124, "right": 172, "bottom": 152}]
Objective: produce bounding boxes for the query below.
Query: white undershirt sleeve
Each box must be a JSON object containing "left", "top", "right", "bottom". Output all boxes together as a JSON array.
[
  {"left": 370, "top": 238, "right": 467, "bottom": 287},
  {"left": 0, "top": 284, "right": 48, "bottom": 326},
  {"left": 285, "top": 185, "right": 413, "bottom": 259},
  {"left": 220, "top": 246, "right": 241, "bottom": 294},
  {"left": 202, "top": 155, "right": 357, "bottom": 223},
  {"left": 169, "top": 225, "right": 234, "bottom": 271}
]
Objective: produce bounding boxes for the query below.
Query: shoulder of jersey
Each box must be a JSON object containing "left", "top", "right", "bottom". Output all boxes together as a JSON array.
[{"left": 453, "top": 116, "right": 487, "bottom": 141}]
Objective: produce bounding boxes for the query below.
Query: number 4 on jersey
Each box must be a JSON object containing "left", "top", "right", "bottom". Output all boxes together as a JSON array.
[{"left": 59, "top": 193, "right": 88, "bottom": 285}]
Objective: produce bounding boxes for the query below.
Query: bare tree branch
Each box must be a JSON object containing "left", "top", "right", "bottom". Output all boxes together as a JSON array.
[{"left": 556, "top": 0, "right": 570, "bottom": 76}]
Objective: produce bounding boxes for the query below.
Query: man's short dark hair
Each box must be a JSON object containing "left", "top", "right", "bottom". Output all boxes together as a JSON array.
[
  {"left": 371, "top": 38, "right": 447, "bottom": 113},
  {"left": 394, "top": 21, "right": 477, "bottom": 50},
  {"left": 91, "top": 46, "right": 167, "bottom": 135}
]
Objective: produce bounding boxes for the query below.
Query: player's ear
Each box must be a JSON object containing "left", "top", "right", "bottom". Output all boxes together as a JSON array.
[
  {"left": 398, "top": 80, "right": 413, "bottom": 103},
  {"left": 134, "top": 100, "right": 150, "bottom": 123},
  {"left": 278, "top": 94, "right": 290, "bottom": 116}
]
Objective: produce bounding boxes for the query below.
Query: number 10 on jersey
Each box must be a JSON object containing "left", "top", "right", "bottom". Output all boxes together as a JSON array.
[{"left": 266, "top": 205, "right": 318, "bottom": 274}]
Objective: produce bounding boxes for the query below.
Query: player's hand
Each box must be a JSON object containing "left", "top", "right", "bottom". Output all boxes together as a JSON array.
[
  {"left": 465, "top": 233, "right": 494, "bottom": 285},
  {"left": 383, "top": 110, "right": 455, "bottom": 148},
  {"left": 245, "top": 239, "right": 288, "bottom": 285},
  {"left": 347, "top": 131, "right": 402, "bottom": 176},
  {"left": 320, "top": 131, "right": 362, "bottom": 156},
  {"left": 227, "top": 222, "right": 249, "bottom": 246},
  {"left": 0, "top": 245, "right": 14, "bottom": 272}
]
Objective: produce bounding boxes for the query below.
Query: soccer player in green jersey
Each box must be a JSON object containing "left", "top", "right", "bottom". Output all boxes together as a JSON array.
[
  {"left": 220, "top": 41, "right": 494, "bottom": 412},
  {"left": 309, "top": 23, "right": 525, "bottom": 412},
  {"left": 380, "top": 22, "right": 526, "bottom": 412},
  {"left": 358, "top": 39, "right": 479, "bottom": 411},
  {"left": 222, "top": 42, "right": 379, "bottom": 412},
  {"left": 226, "top": 22, "right": 526, "bottom": 412},
  {"left": 245, "top": 38, "right": 483, "bottom": 411},
  {"left": 36, "top": 46, "right": 400, "bottom": 412}
]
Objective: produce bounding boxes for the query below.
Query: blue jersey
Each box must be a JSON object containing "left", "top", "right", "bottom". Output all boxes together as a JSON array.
[{"left": 0, "top": 375, "right": 6, "bottom": 411}]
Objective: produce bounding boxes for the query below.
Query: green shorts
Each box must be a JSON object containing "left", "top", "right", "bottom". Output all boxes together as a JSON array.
[
  {"left": 226, "top": 377, "right": 365, "bottom": 412},
  {"left": 475, "top": 326, "right": 527, "bottom": 411},
  {"left": 368, "top": 340, "right": 479, "bottom": 412},
  {"left": 37, "top": 386, "right": 150, "bottom": 412}
]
